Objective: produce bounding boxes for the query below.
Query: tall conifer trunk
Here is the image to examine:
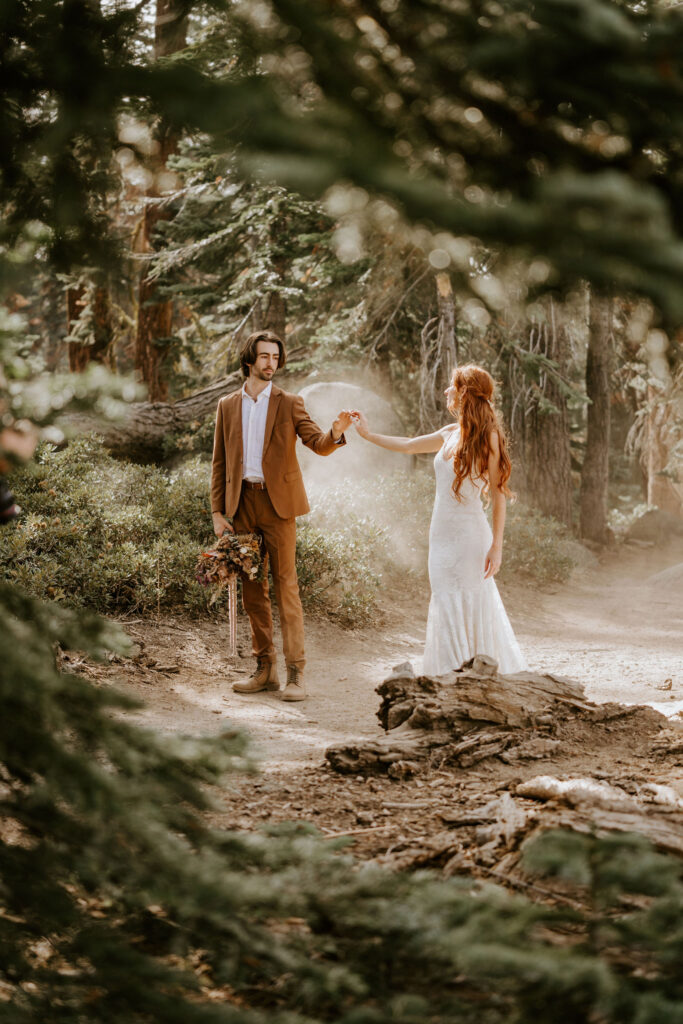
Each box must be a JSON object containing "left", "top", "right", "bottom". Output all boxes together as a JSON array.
[
  {"left": 264, "top": 290, "right": 287, "bottom": 341},
  {"left": 579, "top": 291, "right": 612, "bottom": 542},
  {"left": 419, "top": 272, "right": 457, "bottom": 431},
  {"left": 133, "top": 0, "right": 187, "bottom": 402},
  {"left": 524, "top": 300, "right": 573, "bottom": 527},
  {"left": 67, "top": 282, "right": 112, "bottom": 373}
]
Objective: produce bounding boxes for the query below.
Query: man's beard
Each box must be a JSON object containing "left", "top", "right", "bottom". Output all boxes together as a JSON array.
[{"left": 252, "top": 366, "right": 276, "bottom": 381}]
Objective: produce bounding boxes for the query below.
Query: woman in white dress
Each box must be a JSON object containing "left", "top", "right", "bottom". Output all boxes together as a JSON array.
[{"left": 351, "top": 364, "right": 527, "bottom": 675}]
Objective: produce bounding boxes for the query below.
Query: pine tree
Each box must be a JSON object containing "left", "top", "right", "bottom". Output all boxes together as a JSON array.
[{"left": 149, "top": 148, "right": 360, "bottom": 384}]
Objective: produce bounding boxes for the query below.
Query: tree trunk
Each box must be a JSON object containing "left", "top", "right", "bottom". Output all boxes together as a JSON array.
[
  {"left": 133, "top": 0, "right": 188, "bottom": 402},
  {"left": 579, "top": 291, "right": 612, "bottom": 542},
  {"left": 419, "top": 272, "right": 457, "bottom": 431},
  {"left": 645, "top": 382, "right": 683, "bottom": 517},
  {"left": 134, "top": 257, "right": 173, "bottom": 401},
  {"left": 524, "top": 300, "right": 573, "bottom": 526},
  {"left": 67, "top": 282, "right": 112, "bottom": 373},
  {"left": 264, "top": 291, "right": 287, "bottom": 341}
]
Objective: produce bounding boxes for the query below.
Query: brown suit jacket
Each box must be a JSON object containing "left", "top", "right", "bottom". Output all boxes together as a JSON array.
[{"left": 211, "top": 384, "right": 345, "bottom": 519}]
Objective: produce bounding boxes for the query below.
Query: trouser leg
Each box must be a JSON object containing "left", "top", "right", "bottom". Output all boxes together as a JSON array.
[
  {"left": 255, "top": 493, "right": 305, "bottom": 670},
  {"left": 232, "top": 490, "right": 275, "bottom": 662}
]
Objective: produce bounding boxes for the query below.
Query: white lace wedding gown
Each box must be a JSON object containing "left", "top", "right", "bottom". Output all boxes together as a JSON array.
[{"left": 422, "top": 428, "right": 527, "bottom": 676}]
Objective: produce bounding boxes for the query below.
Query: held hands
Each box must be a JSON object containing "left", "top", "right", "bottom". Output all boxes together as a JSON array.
[
  {"left": 332, "top": 409, "right": 354, "bottom": 440},
  {"left": 212, "top": 512, "right": 234, "bottom": 538},
  {"left": 484, "top": 544, "right": 502, "bottom": 579},
  {"left": 349, "top": 409, "right": 370, "bottom": 438}
]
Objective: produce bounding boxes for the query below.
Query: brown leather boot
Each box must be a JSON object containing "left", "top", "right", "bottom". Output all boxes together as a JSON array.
[
  {"left": 281, "top": 664, "right": 306, "bottom": 702},
  {"left": 232, "top": 657, "right": 280, "bottom": 694}
]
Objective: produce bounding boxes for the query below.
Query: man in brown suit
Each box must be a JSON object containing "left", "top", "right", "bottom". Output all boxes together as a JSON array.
[{"left": 211, "top": 330, "right": 351, "bottom": 701}]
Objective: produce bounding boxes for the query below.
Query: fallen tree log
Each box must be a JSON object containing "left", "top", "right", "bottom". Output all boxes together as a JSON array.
[
  {"left": 325, "top": 657, "right": 663, "bottom": 778},
  {"left": 71, "top": 347, "right": 307, "bottom": 460},
  {"left": 377, "top": 656, "right": 590, "bottom": 732},
  {"left": 516, "top": 774, "right": 683, "bottom": 857},
  {"left": 376, "top": 775, "right": 683, "bottom": 874}
]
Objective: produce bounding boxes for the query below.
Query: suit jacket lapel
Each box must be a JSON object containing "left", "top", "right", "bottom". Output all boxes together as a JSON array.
[
  {"left": 263, "top": 385, "right": 282, "bottom": 454},
  {"left": 230, "top": 390, "right": 243, "bottom": 438}
]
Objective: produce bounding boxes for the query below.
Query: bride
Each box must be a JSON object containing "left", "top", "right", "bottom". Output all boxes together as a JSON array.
[{"left": 351, "top": 364, "right": 527, "bottom": 675}]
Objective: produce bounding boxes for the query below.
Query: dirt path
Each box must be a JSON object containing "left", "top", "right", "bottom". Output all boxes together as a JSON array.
[
  {"left": 108, "top": 540, "right": 682, "bottom": 762},
  {"left": 90, "top": 541, "right": 683, "bottom": 863}
]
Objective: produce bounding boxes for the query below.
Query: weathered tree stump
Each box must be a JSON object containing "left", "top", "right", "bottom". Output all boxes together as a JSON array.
[
  {"left": 327, "top": 656, "right": 611, "bottom": 777},
  {"left": 326, "top": 658, "right": 683, "bottom": 883}
]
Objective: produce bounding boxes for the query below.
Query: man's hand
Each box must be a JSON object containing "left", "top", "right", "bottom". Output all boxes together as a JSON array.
[
  {"left": 484, "top": 544, "right": 502, "bottom": 579},
  {"left": 212, "top": 512, "right": 234, "bottom": 538}
]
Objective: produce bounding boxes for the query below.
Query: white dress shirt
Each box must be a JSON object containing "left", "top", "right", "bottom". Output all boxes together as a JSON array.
[{"left": 241, "top": 381, "right": 272, "bottom": 481}]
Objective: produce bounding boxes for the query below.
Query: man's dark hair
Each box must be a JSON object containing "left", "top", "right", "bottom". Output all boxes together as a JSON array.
[{"left": 239, "top": 331, "right": 287, "bottom": 378}]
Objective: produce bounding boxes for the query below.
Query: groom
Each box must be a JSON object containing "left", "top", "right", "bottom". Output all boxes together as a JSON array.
[{"left": 211, "top": 330, "right": 351, "bottom": 702}]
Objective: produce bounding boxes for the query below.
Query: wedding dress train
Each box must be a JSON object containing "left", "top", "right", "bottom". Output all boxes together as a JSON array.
[{"left": 422, "top": 428, "right": 527, "bottom": 676}]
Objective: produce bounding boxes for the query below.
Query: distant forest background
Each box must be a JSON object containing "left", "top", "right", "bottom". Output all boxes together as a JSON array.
[{"left": 4, "top": 0, "right": 682, "bottom": 551}]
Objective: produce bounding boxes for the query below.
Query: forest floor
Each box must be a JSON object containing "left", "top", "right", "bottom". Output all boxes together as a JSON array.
[{"left": 82, "top": 539, "right": 683, "bottom": 875}]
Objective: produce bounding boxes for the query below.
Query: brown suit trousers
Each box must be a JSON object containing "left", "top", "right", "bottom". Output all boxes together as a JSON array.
[{"left": 232, "top": 485, "right": 304, "bottom": 668}]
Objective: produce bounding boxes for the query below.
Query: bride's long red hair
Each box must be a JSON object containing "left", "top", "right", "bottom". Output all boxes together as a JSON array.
[{"left": 448, "top": 364, "right": 513, "bottom": 503}]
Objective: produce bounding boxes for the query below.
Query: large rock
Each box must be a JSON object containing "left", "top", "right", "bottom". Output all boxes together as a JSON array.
[{"left": 296, "top": 382, "right": 411, "bottom": 490}]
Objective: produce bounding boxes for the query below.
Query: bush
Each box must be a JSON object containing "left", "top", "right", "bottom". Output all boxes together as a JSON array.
[
  {"left": 308, "top": 467, "right": 578, "bottom": 587},
  {"left": 2, "top": 442, "right": 576, "bottom": 630},
  {"left": 296, "top": 519, "right": 384, "bottom": 627},
  {"left": 160, "top": 410, "right": 216, "bottom": 460},
  {"left": 0, "top": 437, "right": 383, "bottom": 625},
  {"left": 500, "top": 502, "right": 579, "bottom": 586}
]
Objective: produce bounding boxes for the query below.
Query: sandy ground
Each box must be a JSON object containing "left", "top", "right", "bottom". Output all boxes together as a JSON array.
[
  {"left": 105, "top": 539, "right": 683, "bottom": 764},
  {"left": 85, "top": 539, "right": 682, "bottom": 864}
]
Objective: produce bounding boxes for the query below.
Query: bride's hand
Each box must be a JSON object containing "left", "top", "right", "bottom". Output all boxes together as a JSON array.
[
  {"left": 350, "top": 410, "right": 370, "bottom": 438},
  {"left": 484, "top": 544, "right": 502, "bottom": 579}
]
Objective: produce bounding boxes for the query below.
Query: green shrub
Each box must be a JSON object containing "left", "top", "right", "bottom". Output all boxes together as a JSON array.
[
  {"left": 296, "top": 519, "right": 384, "bottom": 627},
  {"left": 500, "top": 502, "right": 579, "bottom": 585},
  {"left": 308, "top": 467, "right": 578, "bottom": 587},
  {"left": 160, "top": 410, "right": 216, "bottom": 459},
  {"left": 2, "top": 442, "right": 576, "bottom": 629},
  {"left": 0, "top": 436, "right": 382, "bottom": 626}
]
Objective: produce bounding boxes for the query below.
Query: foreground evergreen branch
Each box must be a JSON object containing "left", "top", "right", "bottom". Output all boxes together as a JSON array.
[
  {"left": 5, "top": 0, "right": 683, "bottom": 326},
  {"left": 231, "top": 0, "right": 683, "bottom": 328},
  {"left": 1, "top": 578, "right": 683, "bottom": 1023}
]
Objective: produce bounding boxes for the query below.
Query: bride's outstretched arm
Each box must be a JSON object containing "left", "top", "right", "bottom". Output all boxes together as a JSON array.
[
  {"left": 485, "top": 430, "right": 505, "bottom": 579},
  {"left": 350, "top": 410, "right": 444, "bottom": 454}
]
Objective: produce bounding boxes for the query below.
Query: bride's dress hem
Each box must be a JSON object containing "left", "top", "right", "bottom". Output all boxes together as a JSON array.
[{"left": 423, "top": 580, "right": 527, "bottom": 677}]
